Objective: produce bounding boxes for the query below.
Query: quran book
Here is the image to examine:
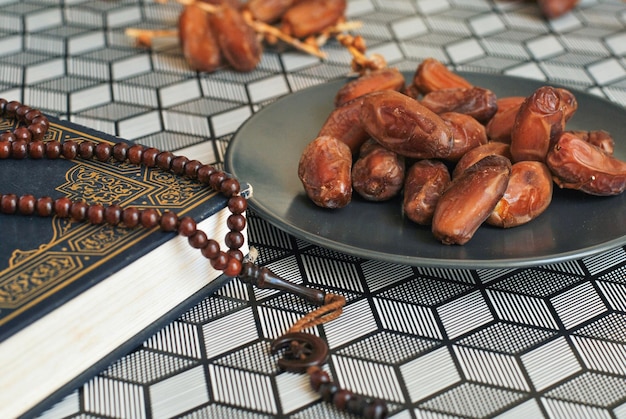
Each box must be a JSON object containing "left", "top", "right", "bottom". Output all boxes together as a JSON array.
[{"left": 0, "top": 117, "right": 249, "bottom": 419}]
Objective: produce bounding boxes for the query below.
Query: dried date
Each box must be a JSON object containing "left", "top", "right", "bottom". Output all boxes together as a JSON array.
[
  {"left": 178, "top": 4, "right": 222, "bottom": 72},
  {"left": 510, "top": 86, "right": 567, "bottom": 162},
  {"left": 440, "top": 112, "right": 488, "bottom": 162},
  {"left": 487, "top": 161, "right": 553, "bottom": 228},
  {"left": 403, "top": 159, "right": 451, "bottom": 225},
  {"left": 359, "top": 90, "right": 453, "bottom": 159},
  {"left": 546, "top": 131, "right": 626, "bottom": 196},
  {"left": 209, "top": 4, "right": 263, "bottom": 72},
  {"left": 432, "top": 155, "right": 512, "bottom": 245},
  {"left": 352, "top": 139, "right": 405, "bottom": 201},
  {"left": 298, "top": 135, "right": 353, "bottom": 208},
  {"left": 334, "top": 68, "right": 405, "bottom": 107},
  {"left": 420, "top": 87, "right": 498, "bottom": 124},
  {"left": 281, "top": 0, "right": 346, "bottom": 38},
  {"left": 410, "top": 58, "right": 473, "bottom": 96}
]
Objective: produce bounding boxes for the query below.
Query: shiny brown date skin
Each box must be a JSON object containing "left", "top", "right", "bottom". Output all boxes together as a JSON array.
[
  {"left": 334, "top": 68, "right": 406, "bottom": 107},
  {"left": 281, "top": 0, "right": 346, "bottom": 38},
  {"left": 432, "top": 155, "right": 512, "bottom": 245},
  {"left": 352, "top": 139, "right": 405, "bottom": 201},
  {"left": 546, "top": 131, "right": 626, "bottom": 196},
  {"left": 410, "top": 58, "right": 473, "bottom": 95},
  {"left": 452, "top": 141, "right": 512, "bottom": 179},
  {"left": 485, "top": 96, "right": 525, "bottom": 143},
  {"left": 359, "top": 90, "right": 453, "bottom": 159},
  {"left": 538, "top": 0, "right": 579, "bottom": 19},
  {"left": 567, "top": 130, "right": 614, "bottom": 155},
  {"left": 420, "top": 87, "right": 498, "bottom": 124},
  {"left": 403, "top": 159, "right": 451, "bottom": 225},
  {"left": 178, "top": 4, "right": 222, "bottom": 73},
  {"left": 209, "top": 4, "right": 262, "bottom": 72},
  {"left": 440, "top": 112, "right": 488, "bottom": 162},
  {"left": 298, "top": 135, "right": 353, "bottom": 208},
  {"left": 487, "top": 161, "right": 553, "bottom": 228},
  {"left": 318, "top": 97, "right": 369, "bottom": 153},
  {"left": 510, "top": 86, "right": 566, "bottom": 162},
  {"left": 246, "top": 0, "right": 294, "bottom": 23}
]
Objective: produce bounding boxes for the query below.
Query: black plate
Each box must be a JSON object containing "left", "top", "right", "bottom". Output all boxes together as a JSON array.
[{"left": 225, "top": 72, "right": 626, "bottom": 268}]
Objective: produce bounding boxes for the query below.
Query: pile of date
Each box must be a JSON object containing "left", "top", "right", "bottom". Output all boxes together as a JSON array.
[{"left": 298, "top": 58, "right": 626, "bottom": 245}]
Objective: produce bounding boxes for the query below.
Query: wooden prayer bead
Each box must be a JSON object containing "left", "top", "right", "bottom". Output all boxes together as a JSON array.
[
  {"left": 201, "top": 239, "right": 220, "bottom": 259},
  {"left": 140, "top": 209, "right": 160, "bottom": 229},
  {"left": 159, "top": 211, "right": 178, "bottom": 232},
  {"left": 209, "top": 171, "right": 227, "bottom": 191},
  {"left": 0, "top": 131, "right": 15, "bottom": 142},
  {"left": 227, "top": 214, "right": 246, "bottom": 232},
  {"left": 87, "top": 204, "right": 105, "bottom": 224},
  {"left": 228, "top": 195, "right": 247, "bottom": 214},
  {"left": 95, "top": 143, "right": 112, "bottom": 161},
  {"left": 54, "top": 197, "right": 72, "bottom": 217},
  {"left": 28, "top": 123, "right": 47, "bottom": 140},
  {"left": 197, "top": 164, "right": 217, "bottom": 184},
  {"left": 220, "top": 177, "right": 240, "bottom": 197},
  {"left": 35, "top": 197, "right": 54, "bottom": 216},
  {"left": 70, "top": 201, "right": 89, "bottom": 221},
  {"left": 227, "top": 249, "right": 244, "bottom": 262},
  {"left": 141, "top": 147, "right": 159, "bottom": 167},
  {"left": 127, "top": 145, "right": 144, "bottom": 165},
  {"left": 78, "top": 141, "right": 94, "bottom": 159},
  {"left": 156, "top": 151, "right": 174, "bottom": 170},
  {"left": 28, "top": 141, "right": 45, "bottom": 159},
  {"left": 11, "top": 140, "right": 28, "bottom": 159},
  {"left": 177, "top": 216, "right": 197, "bottom": 237},
  {"left": 122, "top": 207, "right": 140, "bottom": 228},
  {"left": 18, "top": 195, "right": 36, "bottom": 215},
  {"left": 225, "top": 231, "right": 245, "bottom": 250},
  {"left": 104, "top": 205, "right": 123, "bottom": 225},
  {"left": 184, "top": 160, "right": 202, "bottom": 178},
  {"left": 210, "top": 251, "right": 229, "bottom": 271},
  {"left": 309, "top": 366, "right": 331, "bottom": 391},
  {"left": 0, "top": 141, "right": 11, "bottom": 158},
  {"left": 112, "top": 142, "right": 129, "bottom": 161},
  {"left": 1, "top": 194, "right": 18, "bottom": 214},
  {"left": 189, "top": 230, "right": 208, "bottom": 249},
  {"left": 45, "top": 141, "right": 62, "bottom": 159},
  {"left": 62, "top": 141, "right": 78, "bottom": 159},
  {"left": 223, "top": 257, "right": 242, "bottom": 277},
  {"left": 171, "top": 156, "right": 188, "bottom": 175},
  {"left": 13, "top": 127, "right": 32, "bottom": 142}
]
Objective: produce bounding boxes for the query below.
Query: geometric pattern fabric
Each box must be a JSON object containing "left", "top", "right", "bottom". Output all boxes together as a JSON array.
[{"left": 0, "top": 0, "right": 622, "bottom": 417}]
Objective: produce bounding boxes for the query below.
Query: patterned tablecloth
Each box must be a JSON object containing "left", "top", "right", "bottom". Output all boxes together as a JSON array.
[{"left": 2, "top": 0, "right": 626, "bottom": 417}]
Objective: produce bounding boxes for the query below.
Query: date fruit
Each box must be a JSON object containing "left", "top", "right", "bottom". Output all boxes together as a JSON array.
[
  {"left": 318, "top": 97, "right": 369, "bottom": 153},
  {"left": 440, "top": 112, "right": 488, "bottom": 162},
  {"left": 209, "top": 4, "right": 262, "bottom": 72},
  {"left": 420, "top": 87, "right": 498, "bottom": 124},
  {"left": 485, "top": 96, "right": 525, "bottom": 143},
  {"left": 510, "top": 86, "right": 567, "bottom": 162},
  {"left": 178, "top": 4, "right": 222, "bottom": 72},
  {"left": 403, "top": 159, "right": 451, "bottom": 225},
  {"left": 432, "top": 155, "right": 512, "bottom": 245},
  {"left": 452, "top": 141, "right": 512, "bottom": 178},
  {"left": 487, "top": 161, "right": 553, "bottom": 228},
  {"left": 298, "top": 135, "right": 353, "bottom": 208},
  {"left": 247, "top": 0, "right": 294, "bottom": 23},
  {"left": 352, "top": 139, "right": 405, "bottom": 201},
  {"left": 281, "top": 0, "right": 346, "bottom": 38},
  {"left": 410, "top": 58, "right": 473, "bottom": 95},
  {"left": 359, "top": 90, "right": 453, "bottom": 159},
  {"left": 334, "top": 68, "right": 405, "bottom": 107},
  {"left": 546, "top": 131, "right": 626, "bottom": 196}
]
